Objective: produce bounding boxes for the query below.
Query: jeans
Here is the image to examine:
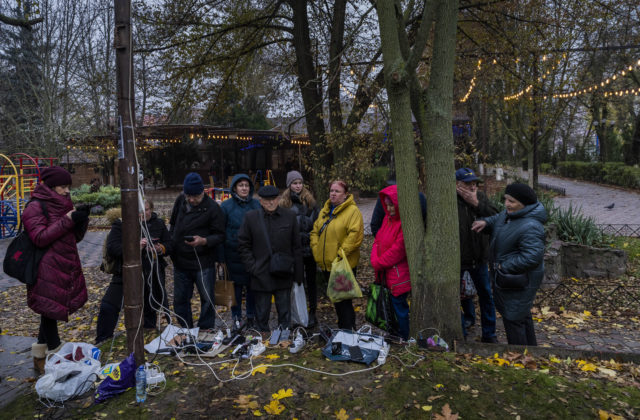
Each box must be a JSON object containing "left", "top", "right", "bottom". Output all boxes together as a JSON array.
[
  {"left": 253, "top": 288, "right": 291, "bottom": 332},
  {"left": 174, "top": 267, "right": 216, "bottom": 329},
  {"left": 391, "top": 292, "right": 410, "bottom": 340},
  {"left": 231, "top": 284, "right": 256, "bottom": 320},
  {"left": 503, "top": 313, "right": 537, "bottom": 346},
  {"left": 460, "top": 264, "right": 496, "bottom": 340}
]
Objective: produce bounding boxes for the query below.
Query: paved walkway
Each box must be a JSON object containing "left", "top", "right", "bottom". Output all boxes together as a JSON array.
[
  {"left": 0, "top": 231, "right": 107, "bottom": 292},
  {"left": 537, "top": 174, "right": 640, "bottom": 225}
]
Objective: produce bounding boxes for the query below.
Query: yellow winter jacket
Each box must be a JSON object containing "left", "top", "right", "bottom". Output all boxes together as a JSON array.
[{"left": 310, "top": 194, "right": 364, "bottom": 271}]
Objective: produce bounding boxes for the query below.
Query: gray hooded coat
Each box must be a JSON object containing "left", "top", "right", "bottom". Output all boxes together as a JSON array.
[{"left": 482, "top": 202, "right": 547, "bottom": 321}]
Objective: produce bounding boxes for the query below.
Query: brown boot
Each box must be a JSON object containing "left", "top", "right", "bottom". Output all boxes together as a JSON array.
[{"left": 31, "top": 343, "right": 47, "bottom": 375}]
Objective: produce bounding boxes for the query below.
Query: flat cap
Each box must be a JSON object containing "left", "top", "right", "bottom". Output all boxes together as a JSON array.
[{"left": 258, "top": 185, "right": 279, "bottom": 198}]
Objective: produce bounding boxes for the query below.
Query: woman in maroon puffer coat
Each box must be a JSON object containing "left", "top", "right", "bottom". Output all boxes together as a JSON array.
[
  {"left": 22, "top": 166, "right": 89, "bottom": 373},
  {"left": 370, "top": 185, "right": 411, "bottom": 340}
]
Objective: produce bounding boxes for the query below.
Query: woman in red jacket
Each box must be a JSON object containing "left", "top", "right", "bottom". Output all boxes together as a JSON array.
[
  {"left": 23, "top": 166, "right": 89, "bottom": 373},
  {"left": 370, "top": 185, "right": 411, "bottom": 340}
]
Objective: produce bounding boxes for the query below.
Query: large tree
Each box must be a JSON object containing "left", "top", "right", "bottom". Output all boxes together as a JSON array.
[{"left": 376, "top": 0, "right": 462, "bottom": 341}]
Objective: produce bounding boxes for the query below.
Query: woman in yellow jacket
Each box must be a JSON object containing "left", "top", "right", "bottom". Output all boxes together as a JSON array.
[{"left": 310, "top": 180, "right": 364, "bottom": 330}]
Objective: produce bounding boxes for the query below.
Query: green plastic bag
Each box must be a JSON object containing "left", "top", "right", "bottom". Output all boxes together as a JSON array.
[
  {"left": 327, "top": 249, "right": 362, "bottom": 303},
  {"left": 365, "top": 282, "right": 396, "bottom": 332}
]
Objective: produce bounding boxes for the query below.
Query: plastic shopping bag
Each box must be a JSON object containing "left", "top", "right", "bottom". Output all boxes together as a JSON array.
[
  {"left": 365, "top": 282, "right": 397, "bottom": 333},
  {"left": 94, "top": 353, "right": 137, "bottom": 403},
  {"left": 290, "top": 282, "right": 308, "bottom": 327},
  {"left": 35, "top": 342, "right": 102, "bottom": 402},
  {"left": 326, "top": 249, "right": 362, "bottom": 303}
]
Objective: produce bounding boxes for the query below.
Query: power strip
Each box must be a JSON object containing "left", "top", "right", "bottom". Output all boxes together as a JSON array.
[{"left": 145, "top": 365, "right": 165, "bottom": 385}]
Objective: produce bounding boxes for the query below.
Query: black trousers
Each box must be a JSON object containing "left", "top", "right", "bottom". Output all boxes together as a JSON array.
[
  {"left": 38, "top": 315, "right": 60, "bottom": 350},
  {"left": 304, "top": 257, "right": 318, "bottom": 313},
  {"left": 143, "top": 268, "right": 169, "bottom": 328},
  {"left": 322, "top": 268, "right": 358, "bottom": 331},
  {"left": 503, "top": 314, "right": 537, "bottom": 346},
  {"left": 253, "top": 288, "right": 292, "bottom": 332},
  {"left": 96, "top": 282, "right": 123, "bottom": 343}
]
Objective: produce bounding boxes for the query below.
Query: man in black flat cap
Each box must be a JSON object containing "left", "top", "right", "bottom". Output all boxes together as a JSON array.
[{"left": 237, "top": 185, "right": 303, "bottom": 333}]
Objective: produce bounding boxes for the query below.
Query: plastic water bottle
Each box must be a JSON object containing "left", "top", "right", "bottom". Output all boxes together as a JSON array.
[{"left": 135, "top": 365, "right": 147, "bottom": 403}]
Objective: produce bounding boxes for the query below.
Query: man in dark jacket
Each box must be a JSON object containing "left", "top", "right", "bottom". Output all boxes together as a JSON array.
[
  {"left": 169, "top": 172, "right": 225, "bottom": 330},
  {"left": 96, "top": 199, "right": 173, "bottom": 343},
  {"left": 237, "top": 185, "right": 303, "bottom": 333},
  {"left": 456, "top": 167, "right": 499, "bottom": 343}
]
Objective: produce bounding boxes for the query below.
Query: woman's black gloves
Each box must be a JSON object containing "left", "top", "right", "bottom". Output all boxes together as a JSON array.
[{"left": 71, "top": 209, "right": 90, "bottom": 224}]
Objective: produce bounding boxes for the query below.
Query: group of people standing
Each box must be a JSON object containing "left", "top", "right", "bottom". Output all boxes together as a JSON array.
[{"left": 25, "top": 164, "right": 547, "bottom": 373}]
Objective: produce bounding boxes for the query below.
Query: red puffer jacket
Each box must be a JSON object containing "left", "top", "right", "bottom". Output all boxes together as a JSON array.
[
  {"left": 370, "top": 185, "right": 411, "bottom": 297},
  {"left": 23, "top": 183, "right": 88, "bottom": 321}
]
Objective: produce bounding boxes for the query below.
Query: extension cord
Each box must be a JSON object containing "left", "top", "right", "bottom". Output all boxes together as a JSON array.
[{"left": 249, "top": 340, "right": 265, "bottom": 357}]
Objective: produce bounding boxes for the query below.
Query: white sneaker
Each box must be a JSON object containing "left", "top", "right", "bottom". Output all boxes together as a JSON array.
[
  {"left": 289, "top": 331, "right": 304, "bottom": 354},
  {"left": 377, "top": 342, "right": 390, "bottom": 365}
]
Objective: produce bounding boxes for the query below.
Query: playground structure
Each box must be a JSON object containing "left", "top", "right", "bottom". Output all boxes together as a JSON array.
[{"left": 0, "top": 153, "right": 58, "bottom": 239}]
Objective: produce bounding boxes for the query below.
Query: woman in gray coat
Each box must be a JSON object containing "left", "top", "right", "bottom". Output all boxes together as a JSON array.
[{"left": 472, "top": 183, "right": 547, "bottom": 345}]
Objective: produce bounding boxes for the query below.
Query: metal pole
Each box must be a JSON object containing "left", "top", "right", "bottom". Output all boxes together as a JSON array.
[{"left": 114, "top": 0, "right": 145, "bottom": 367}]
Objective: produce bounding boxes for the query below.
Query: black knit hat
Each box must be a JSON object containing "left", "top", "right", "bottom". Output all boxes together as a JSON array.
[
  {"left": 505, "top": 183, "right": 537, "bottom": 206},
  {"left": 40, "top": 166, "right": 72, "bottom": 188}
]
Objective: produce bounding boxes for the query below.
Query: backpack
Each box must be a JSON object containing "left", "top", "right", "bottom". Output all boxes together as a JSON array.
[
  {"left": 100, "top": 235, "right": 117, "bottom": 275},
  {"left": 3, "top": 200, "right": 48, "bottom": 286}
]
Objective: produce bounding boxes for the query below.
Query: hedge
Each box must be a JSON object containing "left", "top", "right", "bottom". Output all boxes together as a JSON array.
[{"left": 550, "top": 161, "right": 640, "bottom": 189}]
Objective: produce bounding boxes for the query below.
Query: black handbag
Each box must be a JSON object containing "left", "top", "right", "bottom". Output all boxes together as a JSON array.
[
  {"left": 495, "top": 268, "right": 528, "bottom": 289},
  {"left": 258, "top": 210, "right": 295, "bottom": 277},
  {"left": 2, "top": 200, "right": 48, "bottom": 286}
]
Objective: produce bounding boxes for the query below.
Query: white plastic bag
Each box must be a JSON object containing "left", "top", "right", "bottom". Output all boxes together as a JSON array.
[
  {"left": 35, "top": 342, "right": 102, "bottom": 402},
  {"left": 290, "top": 282, "right": 308, "bottom": 327}
]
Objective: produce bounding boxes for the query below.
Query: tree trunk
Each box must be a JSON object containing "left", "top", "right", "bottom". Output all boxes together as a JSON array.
[{"left": 417, "top": 0, "right": 462, "bottom": 342}]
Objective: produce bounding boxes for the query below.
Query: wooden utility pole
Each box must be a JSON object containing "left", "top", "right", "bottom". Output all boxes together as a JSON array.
[{"left": 114, "top": 0, "right": 145, "bottom": 367}]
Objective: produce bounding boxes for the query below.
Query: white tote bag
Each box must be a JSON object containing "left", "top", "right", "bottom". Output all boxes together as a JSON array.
[{"left": 290, "top": 282, "right": 309, "bottom": 327}]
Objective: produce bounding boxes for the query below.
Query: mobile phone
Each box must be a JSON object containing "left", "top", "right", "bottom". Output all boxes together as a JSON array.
[
  {"left": 184, "top": 235, "right": 195, "bottom": 242},
  {"left": 152, "top": 238, "right": 160, "bottom": 244}
]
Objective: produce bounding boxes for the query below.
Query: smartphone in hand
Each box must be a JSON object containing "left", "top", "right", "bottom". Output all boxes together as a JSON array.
[{"left": 184, "top": 235, "right": 195, "bottom": 242}]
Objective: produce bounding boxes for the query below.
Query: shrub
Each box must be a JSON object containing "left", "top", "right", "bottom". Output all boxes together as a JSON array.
[
  {"left": 360, "top": 166, "right": 390, "bottom": 197},
  {"left": 552, "top": 204, "right": 605, "bottom": 246},
  {"left": 556, "top": 161, "right": 640, "bottom": 189},
  {"left": 71, "top": 185, "right": 121, "bottom": 210},
  {"left": 539, "top": 163, "right": 552, "bottom": 174}
]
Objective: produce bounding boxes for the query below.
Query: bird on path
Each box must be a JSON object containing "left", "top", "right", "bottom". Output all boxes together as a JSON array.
[{"left": 604, "top": 203, "right": 615, "bottom": 210}]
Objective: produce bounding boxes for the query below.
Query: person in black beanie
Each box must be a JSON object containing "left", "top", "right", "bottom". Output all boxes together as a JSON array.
[
  {"left": 471, "top": 183, "right": 547, "bottom": 346},
  {"left": 23, "top": 166, "right": 89, "bottom": 374},
  {"left": 169, "top": 172, "right": 225, "bottom": 329}
]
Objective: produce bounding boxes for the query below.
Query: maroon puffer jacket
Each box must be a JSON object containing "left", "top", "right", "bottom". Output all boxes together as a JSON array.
[{"left": 23, "top": 183, "right": 88, "bottom": 321}]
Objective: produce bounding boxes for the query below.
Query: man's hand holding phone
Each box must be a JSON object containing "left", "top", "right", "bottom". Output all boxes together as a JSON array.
[{"left": 184, "top": 235, "right": 206, "bottom": 247}]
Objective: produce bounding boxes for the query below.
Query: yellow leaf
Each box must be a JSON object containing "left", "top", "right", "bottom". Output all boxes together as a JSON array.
[
  {"left": 251, "top": 365, "right": 269, "bottom": 376},
  {"left": 549, "top": 356, "right": 561, "bottom": 364},
  {"left": 597, "top": 310, "right": 603, "bottom": 316},
  {"left": 308, "top": 393, "right": 320, "bottom": 399},
  {"left": 422, "top": 405, "right": 433, "bottom": 411},
  {"left": 559, "top": 306, "right": 565, "bottom": 312},
  {"left": 354, "top": 306, "right": 361, "bottom": 312},
  {"left": 272, "top": 388, "right": 294, "bottom": 400},
  {"left": 335, "top": 408, "right": 349, "bottom": 420},
  {"left": 172, "top": 370, "right": 180, "bottom": 375},
  {"left": 599, "top": 409, "right": 623, "bottom": 420},
  {"left": 597, "top": 367, "right": 617, "bottom": 377},
  {"left": 434, "top": 383, "right": 444, "bottom": 389},
  {"left": 580, "top": 363, "right": 597, "bottom": 372},
  {"left": 265, "top": 354, "right": 280, "bottom": 360},
  {"left": 264, "top": 399, "right": 285, "bottom": 415},
  {"left": 583, "top": 310, "right": 591, "bottom": 317},
  {"left": 623, "top": 242, "right": 629, "bottom": 248},
  {"left": 253, "top": 410, "right": 263, "bottom": 417}
]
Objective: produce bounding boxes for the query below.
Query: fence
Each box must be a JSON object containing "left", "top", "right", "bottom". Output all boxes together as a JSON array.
[
  {"left": 597, "top": 224, "right": 640, "bottom": 237},
  {"left": 537, "top": 280, "right": 640, "bottom": 312}
]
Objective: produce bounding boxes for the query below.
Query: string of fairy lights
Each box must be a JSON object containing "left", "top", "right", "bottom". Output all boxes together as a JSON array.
[{"left": 458, "top": 54, "right": 640, "bottom": 103}]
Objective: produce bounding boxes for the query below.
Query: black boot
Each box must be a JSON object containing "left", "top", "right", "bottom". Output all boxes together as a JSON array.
[{"left": 307, "top": 308, "right": 317, "bottom": 328}]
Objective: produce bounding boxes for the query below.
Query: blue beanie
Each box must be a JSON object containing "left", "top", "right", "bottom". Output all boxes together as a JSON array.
[{"left": 183, "top": 172, "right": 204, "bottom": 195}]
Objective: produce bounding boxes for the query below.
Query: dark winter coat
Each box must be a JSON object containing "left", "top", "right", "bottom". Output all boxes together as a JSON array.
[
  {"left": 23, "top": 183, "right": 88, "bottom": 322},
  {"left": 237, "top": 206, "right": 303, "bottom": 292},
  {"left": 482, "top": 202, "right": 548, "bottom": 321},
  {"left": 279, "top": 186, "right": 319, "bottom": 258},
  {"left": 106, "top": 212, "right": 173, "bottom": 280},
  {"left": 370, "top": 192, "right": 426, "bottom": 237},
  {"left": 169, "top": 193, "right": 225, "bottom": 271},
  {"left": 457, "top": 191, "right": 498, "bottom": 270},
  {"left": 220, "top": 174, "right": 261, "bottom": 286},
  {"left": 370, "top": 185, "right": 411, "bottom": 297}
]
